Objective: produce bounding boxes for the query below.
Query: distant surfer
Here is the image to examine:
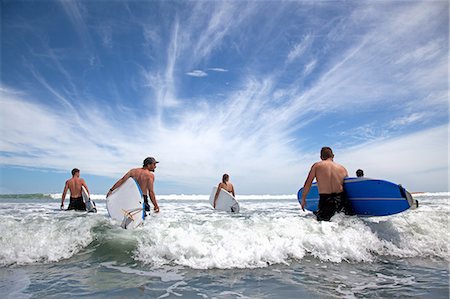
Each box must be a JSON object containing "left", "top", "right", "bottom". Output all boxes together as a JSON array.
[
  {"left": 356, "top": 169, "right": 364, "bottom": 177},
  {"left": 61, "top": 168, "right": 88, "bottom": 211},
  {"left": 300, "top": 147, "right": 353, "bottom": 221},
  {"left": 213, "top": 174, "right": 235, "bottom": 209},
  {"left": 107, "top": 157, "right": 160, "bottom": 213}
]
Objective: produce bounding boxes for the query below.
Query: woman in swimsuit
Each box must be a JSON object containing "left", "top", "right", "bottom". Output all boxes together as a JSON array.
[{"left": 213, "top": 173, "right": 235, "bottom": 208}]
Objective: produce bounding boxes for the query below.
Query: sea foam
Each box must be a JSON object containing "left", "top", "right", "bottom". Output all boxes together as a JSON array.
[{"left": 0, "top": 193, "right": 448, "bottom": 268}]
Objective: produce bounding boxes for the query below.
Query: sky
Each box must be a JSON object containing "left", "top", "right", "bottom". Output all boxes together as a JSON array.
[{"left": 0, "top": 0, "right": 448, "bottom": 194}]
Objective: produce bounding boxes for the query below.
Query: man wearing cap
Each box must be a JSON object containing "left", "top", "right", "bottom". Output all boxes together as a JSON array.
[{"left": 107, "top": 157, "right": 160, "bottom": 213}]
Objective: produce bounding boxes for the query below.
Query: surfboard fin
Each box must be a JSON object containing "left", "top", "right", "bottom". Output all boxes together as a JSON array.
[
  {"left": 121, "top": 215, "right": 134, "bottom": 229},
  {"left": 120, "top": 208, "right": 143, "bottom": 229}
]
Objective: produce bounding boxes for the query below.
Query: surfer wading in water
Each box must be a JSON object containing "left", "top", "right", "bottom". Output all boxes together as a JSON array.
[
  {"left": 107, "top": 157, "right": 160, "bottom": 213},
  {"left": 61, "top": 168, "right": 89, "bottom": 211},
  {"left": 214, "top": 174, "right": 235, "bottom": 209},
  {"left": 300, "top": 147, "right": 353, "bottom": 221}
]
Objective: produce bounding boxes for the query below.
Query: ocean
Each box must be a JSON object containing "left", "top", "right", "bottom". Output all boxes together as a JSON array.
[{"left": 0, "top": 193, "right": 448, "bottom": 298}]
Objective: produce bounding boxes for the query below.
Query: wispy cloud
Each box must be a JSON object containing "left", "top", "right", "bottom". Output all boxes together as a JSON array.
[
  {"left": 208, "top": 68, "right": 228, "bottom": 72},
  {"left": 340, "top": 124, "right": 448, "bottom": 192},
  {"left": 186, "top": 70, "right": 208, "bottom": 77},
  {"left": 1, "top": 1, "right": 448, "bottom": 193},
  {"left": 389, "top": 113, "right": 427, "bottom": 128},
  {"left": 286, "top": 34, "right": 312, "bottom": 64},
  {"left": 58, "top": 0, "right": 92, "bottom": 48},
  {"left": 303, "top": 59, "right": 317, "bottom": 76}
]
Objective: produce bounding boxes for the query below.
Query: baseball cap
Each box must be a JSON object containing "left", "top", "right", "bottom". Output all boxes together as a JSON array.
[{"left": 143, "top": 157, "right": 159, "bottom": 166}]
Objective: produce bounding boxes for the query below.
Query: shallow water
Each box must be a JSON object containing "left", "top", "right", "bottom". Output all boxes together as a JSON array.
[{"left": 0, "top": 193, "right": 448, "bottom": 298}]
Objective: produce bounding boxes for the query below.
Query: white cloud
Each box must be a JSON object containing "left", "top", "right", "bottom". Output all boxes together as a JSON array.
[
  {"left": 0, "top": 84, "right": 305, "bottom": 194},
  {"left": 286, "top": 34, "right": 312, "bottom": 64},
  {"left": 59, "top": 1, "right": 92, "bottom": 48},
  {"left": 208, "top": 68, "right": 228, "bottom": 72},
  {"left": 99, "top": 25, "right": 113, "bottom": 48},
  {"left": 1, "top": 1, "right": 448, "bottom": 194},
  {"left": 339, "top": 124, "right": 448, "bottom": 192},
  {"left": 186, "top": 70, "right": 208, "bottom": 77},
  {"left": 389, "top": 113, "right": 427, "bottom": 128},
  {"left": 395, "top": 39, "right": 443, "bottom": 65},
  {"left": 303, "top": 59, "right": 317, "bottom": 76}
]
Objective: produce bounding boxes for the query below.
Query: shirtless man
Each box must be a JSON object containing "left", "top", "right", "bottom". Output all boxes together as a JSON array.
[
  {"left": 300, "top": 147, "right": 351, "bottom": 221},
  {"left": 106, "top": 157, "right": 160, "bottom": 213},
  {"left": 61, "top": 168, "right": 89, "bottom": 211},
  {"left": 213, "top": 173, "right": 235, "bottom": 208}
]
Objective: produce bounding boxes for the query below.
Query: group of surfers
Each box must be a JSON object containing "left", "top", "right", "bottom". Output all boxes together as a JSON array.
[{"left": 61, "top": 147, "right": 359, "bottom": 222}]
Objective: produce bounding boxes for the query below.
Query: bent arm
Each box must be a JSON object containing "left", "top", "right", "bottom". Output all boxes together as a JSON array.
[
  {"left": 81, "top": 179, "right": 89, "bottom": 196},
  {"left": 107, "top": 171, "right": 131, "bottom": 197},
  {"left": 148, "top": 175, "right": 159, "bottom": 212},
  {"left": 301, "top": 164, "right": 316, "bottom": 211},
  {"left": 213, "top": 183, "right": 222, "bottom": 208}
]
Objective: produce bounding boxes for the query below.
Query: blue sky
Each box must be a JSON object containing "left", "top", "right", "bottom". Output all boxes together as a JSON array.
[{"left": 0, "top": 0, "right": 448, "bottom": 194}]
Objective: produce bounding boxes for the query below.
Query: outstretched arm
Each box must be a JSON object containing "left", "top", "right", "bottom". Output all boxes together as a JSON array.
[
  {"left": 301, "top": 164, "right": 316, "bottom": 211},
  {"left": 107, "top": 171, "right": 131, "bottom": 197},
  {"left": 81, "top": 179, "right": 89, "bottom": 196},
  {"left": 148, "top": 174, "right": 159, "bottom": 213},
  {"left": 61, "top": 181, "right": 69, "bottom": 209}
]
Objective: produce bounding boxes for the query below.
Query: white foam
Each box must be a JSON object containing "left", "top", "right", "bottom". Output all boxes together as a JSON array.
[
  {"left": 0, "top": 202, "right": 104, "bottom": 265},
  {"left": 49, "top": 193, "right": 106, "bottom": 200},
  {"left": 131, "top": 193, "right": 449, "bottom": 269},
  {"left": 1, "top": 193, "right": 448, "bottom": 268},
  {"left": 48, "top": 193, "right": 297, "bottom": 201}
]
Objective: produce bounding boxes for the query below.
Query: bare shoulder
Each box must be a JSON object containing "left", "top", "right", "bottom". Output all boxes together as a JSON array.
[
  {"left": 129, "top": 168, "right": 139, "bottom": 176},
  {"left": 311, "top": 161, "right": 322, "bottom": 170},
  {"left": 335, "top": 162, "right": 347, "bottom": 170}
]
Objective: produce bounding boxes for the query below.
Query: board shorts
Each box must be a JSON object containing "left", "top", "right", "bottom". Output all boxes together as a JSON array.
[
  {"left": 143, "top": 195, "right": 150, "bottom": 211},
  {"left": 314, "top": 192, "right": 353, "bottom": 221},
  {"left": 68, "top": 196, "right": 86, "bottom": 211}
]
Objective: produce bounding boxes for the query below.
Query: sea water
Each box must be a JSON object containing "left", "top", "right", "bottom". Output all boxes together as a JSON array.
[{"left": 0, "top": 193, "right": 448, "bottom": 298}]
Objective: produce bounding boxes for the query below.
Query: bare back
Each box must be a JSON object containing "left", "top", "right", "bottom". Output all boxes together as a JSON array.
[
  {"left": 220, "top": 182, "right": 234, "bottom": 193},
  {"left": 66, "top": 177, "right": 84, "bottom": 198},
  {"left": 314, "top": 160, "right": 348, "bottom": 194},
  {"left": 128, "top": 168, "right": 154, "bottom": 196}
]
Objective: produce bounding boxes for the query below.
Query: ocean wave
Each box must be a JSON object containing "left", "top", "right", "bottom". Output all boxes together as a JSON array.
[
  {"left": 0, "top": 193, "right": 54, "bottom": 199},
  {"left": 133, "top": 208, "right": 449, "bottom": 269},
  {"left": 1, "top": 194, "right": 448, "bottom": 268},
  {"left": 3, "top": 192, "right": 447, "bottom": 201},
  {"left": 9, "top": 193, "right": 297, "bottom": 201},
  {"left": 0, "top": 210, "right": 101, "bottom": 266}
]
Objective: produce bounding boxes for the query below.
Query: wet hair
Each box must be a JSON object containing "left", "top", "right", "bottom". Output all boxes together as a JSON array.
[
  {"left": 356, "top": 169, "right": 364, "bottom": 177},
  {"left": 222, "top": 174, "right": 229, "bottom": 184},
  {"left": 320, "top": 147, "right": 334, "bottom": 160},
  {"left": 71, "top": 168, "right": 80, "bottom": 176}
]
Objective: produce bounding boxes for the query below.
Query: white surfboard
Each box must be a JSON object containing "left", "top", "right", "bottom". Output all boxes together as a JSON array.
[
  {"left": 81, "top": 186, "right": 97, "bottom": 213},
  {"left": 209, "top": 186, "right": 240, "bottom": 213},
  {"left": 106, "top": 177, "right": 145, "bottom": 229}
]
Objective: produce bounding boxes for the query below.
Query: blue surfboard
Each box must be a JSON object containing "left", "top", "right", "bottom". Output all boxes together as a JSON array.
[{"left": 297, "top": 177, "right": 418, "bottom": 216}]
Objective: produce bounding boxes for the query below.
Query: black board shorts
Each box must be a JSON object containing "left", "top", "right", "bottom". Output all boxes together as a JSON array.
[
  {"left": 314, "top": 192, "right": 351, "bottom": 221},
  {"left": 68, "top": 196, "right": 86, "bottom": 211}
]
